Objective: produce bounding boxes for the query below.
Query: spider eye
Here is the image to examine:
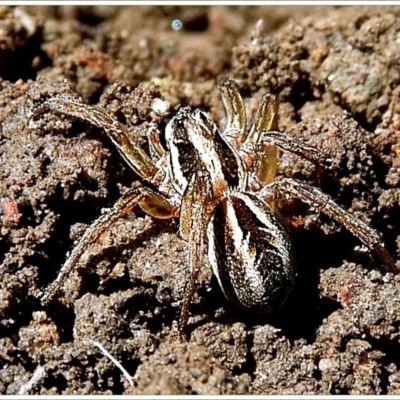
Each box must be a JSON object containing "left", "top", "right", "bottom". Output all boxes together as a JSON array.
[{"left": 207, "top": 192, "right": 296, "bottom": 314}]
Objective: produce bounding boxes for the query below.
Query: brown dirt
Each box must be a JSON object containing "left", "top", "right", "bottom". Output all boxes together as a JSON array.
[{"left": 1, "top": 5, "right": 400, "bottom": 395}]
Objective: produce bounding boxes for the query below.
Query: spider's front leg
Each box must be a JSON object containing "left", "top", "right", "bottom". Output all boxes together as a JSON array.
[
  {"left": 245, "top": 95, "right": 330, "bottom": 185},
  {"left": 219, "top": 79, "right": 279, "bottom": 186},
  {"left": 41, "top": 184, "right": 178, "bottom": 303},
  {"left": 219, "top": 78, "right": 246, "bottom": 146},
  {"left": 259, "top": 177, "right": 398, "bottom": 273},
  {"left": 219, "top": 79, "right": 327, "bottom": 189}
]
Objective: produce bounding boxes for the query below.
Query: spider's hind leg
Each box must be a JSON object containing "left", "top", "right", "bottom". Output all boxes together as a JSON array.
[
  {"left": 41, "top": 184, "right": 178, "bottom": 304},
  {"left": 259, "top": 177, "right": 398, "bottom": 274}
]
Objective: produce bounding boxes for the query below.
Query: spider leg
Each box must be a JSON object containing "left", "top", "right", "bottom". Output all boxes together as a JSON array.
[
  {"left": 144, "top": 123, "right": 173, "bottom": 191},
  {"left": 34, "top": 96, "right": 158, "bottom": 180},
  {"left": 178, "top": 172, "right": 215, "bottom": 340},
  {"left": 219, "top": 81, "right": 280, "bottom": 185},
  {"left": 245, "top": 93, "right": 279, "bottom": 185},
  {"left": 147, "top": 122, "right": 166, "bottom": 159},
  {"left": 41, "top": 184, "right": 177, "bottom": 304},
  {"left": 258, "top": 177, "right": 398, "bottom": 273},
  {"left": 219, "top": 78, "right": 247, "bottom": 148},
  {"left": 258, "top": 130, "right": 329, "bottom": 169},
  {"left": 246, "top": 93, "right": 279, "bottom": 145}
]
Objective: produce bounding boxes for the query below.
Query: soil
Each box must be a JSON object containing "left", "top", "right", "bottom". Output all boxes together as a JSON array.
[{"left": 1, "top": 4, "right": 400, "bottom": 395}]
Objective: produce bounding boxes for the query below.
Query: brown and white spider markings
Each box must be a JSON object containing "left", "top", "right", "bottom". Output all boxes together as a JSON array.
[{"left": 34, "top": 79, "right": 397, "bottom": 340}]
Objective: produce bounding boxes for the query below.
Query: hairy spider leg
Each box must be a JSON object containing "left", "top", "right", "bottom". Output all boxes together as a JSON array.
[
  {"left": 41, "top": 184, "right": 178, "bottom": 303},
  {"left": 258, "top": 130, "right": 330, "bottom": 169},
  {"left": 258, "top": 177, "right": 398, "bottom": 273},
  {"left": 36, "top": 96, "right": 158, "bottom": 180},
  {"left": 246, "top": 93, "right": 279, "bottom": 186},
  {"left": 146, "top": 122, "right": 166, "bottom": 159},
  {"left": 219, "top": 78, "right": 247, "bottom": 147}
]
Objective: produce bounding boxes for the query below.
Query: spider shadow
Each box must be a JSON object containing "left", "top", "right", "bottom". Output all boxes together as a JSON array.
[{"left": 270, "top": 219, "right": 392, "bottom": 343}]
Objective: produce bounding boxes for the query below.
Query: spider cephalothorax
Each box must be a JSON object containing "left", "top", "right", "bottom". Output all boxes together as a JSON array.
[{"left": 33, "top": 78, "right": 397, "bottom": 339}]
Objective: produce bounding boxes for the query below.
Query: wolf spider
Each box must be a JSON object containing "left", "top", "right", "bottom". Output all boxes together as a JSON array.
[{"left": 33, "top": 79, "right": 397, "bottom": 339}]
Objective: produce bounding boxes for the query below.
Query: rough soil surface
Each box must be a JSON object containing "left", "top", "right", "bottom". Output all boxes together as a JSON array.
[{"left": 0, "top": 5, "right": 400, "bottom": 395}]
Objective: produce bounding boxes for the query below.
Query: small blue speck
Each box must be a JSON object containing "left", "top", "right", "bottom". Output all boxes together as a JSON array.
[{"left": 172, "top": 19, "right": 182, "bottom": 30}]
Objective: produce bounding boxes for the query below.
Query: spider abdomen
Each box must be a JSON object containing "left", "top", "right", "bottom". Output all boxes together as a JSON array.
[{"left": 207, "top": 192, "right": 297, "bottom": 314}]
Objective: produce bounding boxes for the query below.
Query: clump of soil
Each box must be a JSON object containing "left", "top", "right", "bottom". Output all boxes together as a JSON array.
[{"left": 0, "top": 5, "right": 400, "bottom": 395}]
